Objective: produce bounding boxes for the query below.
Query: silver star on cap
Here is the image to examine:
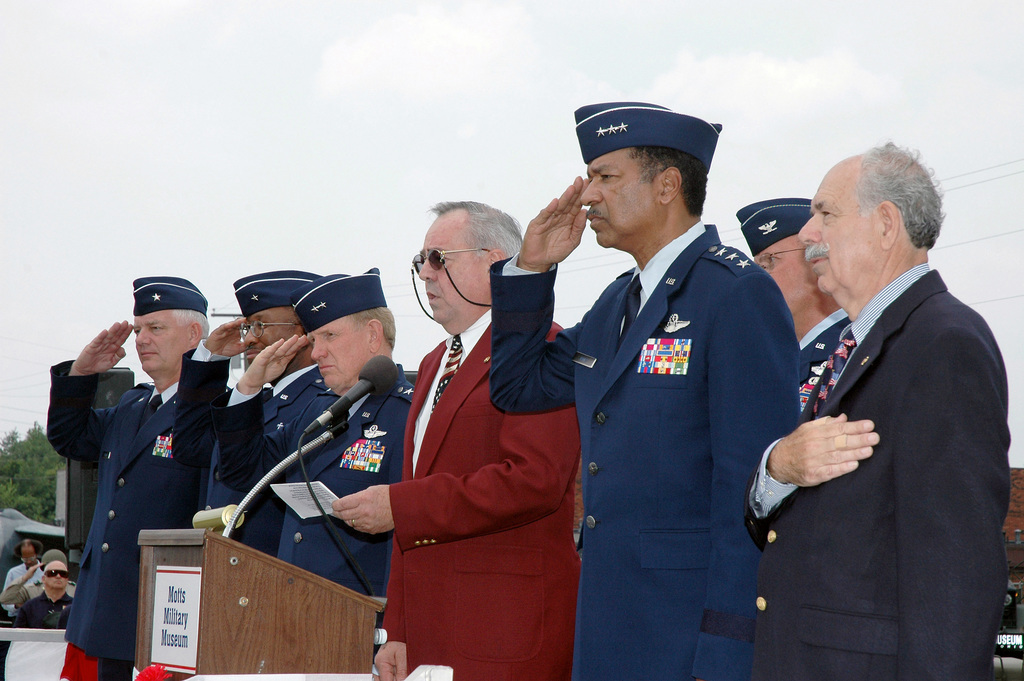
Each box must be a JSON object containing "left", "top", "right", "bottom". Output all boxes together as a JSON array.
[
  {"left": 251, "top": 294, "right": 259, "bottom": 301},
  {"left": 312, "top": 302, "right": 327, "bottom": 312},
  {"left": 152, "top": 293, "right": 161, "bottom": 301}
]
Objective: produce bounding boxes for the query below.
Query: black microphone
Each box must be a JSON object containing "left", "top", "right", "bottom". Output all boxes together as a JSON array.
[{"left": 302, "top": 355, "right": 399, "bottom": 435}]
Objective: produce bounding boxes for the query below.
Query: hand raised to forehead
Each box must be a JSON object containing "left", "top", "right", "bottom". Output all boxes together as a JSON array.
[
  {"left": 205, "top": 318, "right": 247, "bottom": 358},
  {"left": 517, "top": 176, "right": 591, "bottom": 273},
  {"left": 69, "top": 321, "right": 132, "bottom": 376},
  {"left": 235, "top": 334, "right": 308, "bottom": 395}
]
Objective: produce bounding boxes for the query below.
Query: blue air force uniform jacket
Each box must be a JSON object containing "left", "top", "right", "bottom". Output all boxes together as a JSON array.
[
  {"left": 797, "top": 315, "right": 848, "bottom": 409},
  {"left": 47, "top": 361, "right": 203, "bottom": 661},
  {"left": 489, "top": 226, "right": 800, "bottom": 681},
  {"left": 211, "top": 371, "right": 412, "bottom": 595},
  {"left": 174, "top": 351, "right": 327, "bottom": 554}
]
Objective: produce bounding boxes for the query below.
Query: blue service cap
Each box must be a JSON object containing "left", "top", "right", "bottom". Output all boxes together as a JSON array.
[
  {"left": 574, "top": 102, "right": 722, "bottom": 169},
  {"left": 290, "top": 269, "right": 387, "bottom": 332},
  {"left": 737, "top": 198, "right": 812, "bottom": 255},
  {"left": 132, "top": 277, "right": 207, "bottom": 316},
  {"left": 233, "top": 270, "right": 320, "bottom": 318}
]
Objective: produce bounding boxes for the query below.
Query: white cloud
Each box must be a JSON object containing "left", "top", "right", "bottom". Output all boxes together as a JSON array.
[
  {"left": 647, "top": 50, "right": 901, "bottom": 132},
  {"left": 316, "top": 2, "right": 534, "bottom": 99}
]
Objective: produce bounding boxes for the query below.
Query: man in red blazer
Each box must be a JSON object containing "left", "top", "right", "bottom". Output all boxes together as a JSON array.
[{"left": 334, "top": 201, "right": 582, "bottom": 681}]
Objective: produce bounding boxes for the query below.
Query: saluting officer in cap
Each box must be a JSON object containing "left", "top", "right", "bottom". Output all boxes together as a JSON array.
[
  {"left": 210, "top": 271, "right": 412, "bottom": 595},
  {"left": 174, "top": 270, "right": 323, "bottom": 554},
  {"left": 739, "top": 199, "right": 849, "bottom": 408},
  {"left": 488, "top": 103, "right": 800, "bottom": 680},
  {"left": 47, "top": 276, "right": 209, "bottom": 681}
]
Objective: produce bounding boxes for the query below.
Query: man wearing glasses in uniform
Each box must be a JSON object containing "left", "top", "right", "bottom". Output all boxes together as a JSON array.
[
  {"left": 175, "top": 270, "right": 324, "bottom": 554},
  {"left": 738, "top": 199, "right": 848, "bottom": 408}
]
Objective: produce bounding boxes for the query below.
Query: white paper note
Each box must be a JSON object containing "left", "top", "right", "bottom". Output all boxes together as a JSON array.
[{"left": 271, "top": 481, "right": 340, "bottom": 519}]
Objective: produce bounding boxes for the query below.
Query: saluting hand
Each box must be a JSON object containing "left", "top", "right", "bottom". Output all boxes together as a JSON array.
[
  {"left": 69, "top": 321, "right": 132, "bottom": 376},
  {"left": 767, "top": 414, "right": 879, "bottom": 486},
  {"left": 517, "top": 176, "right": 591, "bottom": 272},
  {"left": 235, "top": 335, "right": 308, "bottom": 395},
  {"left": 204, "top": 318, "right": 247, "bottom": 357}
]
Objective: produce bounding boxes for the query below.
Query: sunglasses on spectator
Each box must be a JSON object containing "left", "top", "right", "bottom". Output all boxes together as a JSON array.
[{"left": 45, "top": 569, "right": 69, "bottom": 578}]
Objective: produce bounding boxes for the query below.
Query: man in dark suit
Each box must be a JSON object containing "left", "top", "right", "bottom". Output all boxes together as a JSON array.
[
  {"left": 174, "top": 270, "right": 322, "bottom": 554},
  {"left": 745, "top": 143, "right": 1010, "bottom": 681},
  {"left": 487, "top": 103, "right": 799, "bottom": 681},
  {"left": 333, "top": 202, "right": 581, "bottom": 681},
  {"left": 738, "top": 198, "right": 848, "bottom": 408},
  {"left": 47, "top": 276, "right": 208, "bottom": 681}
]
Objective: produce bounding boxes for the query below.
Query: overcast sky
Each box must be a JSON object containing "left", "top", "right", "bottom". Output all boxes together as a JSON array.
[{"left": 2, "top": 1, "right": 1022, "bottom": 464}]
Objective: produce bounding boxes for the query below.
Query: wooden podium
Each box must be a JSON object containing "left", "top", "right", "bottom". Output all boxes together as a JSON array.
[{"left": 136, "top": 529, "right": 384, "bottom": 678}]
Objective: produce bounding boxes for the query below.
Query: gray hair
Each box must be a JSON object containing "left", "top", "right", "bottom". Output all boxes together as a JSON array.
[
  {"left": 430, "top": 201, "right": 523, "bottom": 258},
  {"left": 171, "top": 309, "right": 210, "bottom": 337},
  {"left": 349, "top": 307, "right": 397, "bottom": 350},
  {"left": 857, "top": 142, "right": 944, "bottom": 250}
]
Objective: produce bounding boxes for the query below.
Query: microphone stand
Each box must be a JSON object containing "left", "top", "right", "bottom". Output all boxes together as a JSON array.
[{"left": 222, "top": 418, "right": 349, "bottom": 541}]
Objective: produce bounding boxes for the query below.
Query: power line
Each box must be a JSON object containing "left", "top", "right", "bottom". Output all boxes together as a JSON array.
[
  {"left": 933, "top": 227, "right": 1024, "bottom": 251},
  {"left": 941, "top": 158, "right": 1024, "bottom": 182},
  {"left": 945, "top": 169, "right": 1024, "bottom": 192}
]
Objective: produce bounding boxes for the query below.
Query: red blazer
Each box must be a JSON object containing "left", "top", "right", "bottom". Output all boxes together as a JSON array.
[{"left": 385, "top": 325, "right": 581, "bottom": 680}]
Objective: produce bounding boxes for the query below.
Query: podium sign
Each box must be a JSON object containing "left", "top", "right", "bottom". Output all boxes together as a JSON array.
[
  {"left": 151, "top": 566, "right": 203, "bottom": 673},
  {"left": 137, "top": 529, "right": 384, "bottom": 680}
]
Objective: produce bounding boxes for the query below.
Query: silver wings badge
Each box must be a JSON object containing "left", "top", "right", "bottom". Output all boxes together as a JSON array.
[{"left": 663, "top": 313, "right": 690, "bottom": 333}]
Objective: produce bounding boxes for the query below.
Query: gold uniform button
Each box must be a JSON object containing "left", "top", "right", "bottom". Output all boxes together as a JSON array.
[
  {"left": 756, "top": 596, "right": 767, "bottom": 611},
  {"left": 767, "top": 530, "right": 777, "bottom": 543},
  {"left": 414, "top": 540, "right": 422, "bottom": 546},
  {"left": 430, "top": 539, "right": 437, "bottom": 544}
]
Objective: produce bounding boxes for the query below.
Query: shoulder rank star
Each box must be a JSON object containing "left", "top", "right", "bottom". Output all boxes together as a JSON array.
[
  {"left": 402, "top": 387, "right": 414, "bottom": 395},
  {"left": 663, "top": 313, "right": 690, "bottom": 333},
  {"left": 363, "top": 424, "right": 386, "bottom": 439}
]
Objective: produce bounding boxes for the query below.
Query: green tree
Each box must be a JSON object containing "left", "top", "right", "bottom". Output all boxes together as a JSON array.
[{"left": 0, "top": 423, "right": 65, "bottom": 522}]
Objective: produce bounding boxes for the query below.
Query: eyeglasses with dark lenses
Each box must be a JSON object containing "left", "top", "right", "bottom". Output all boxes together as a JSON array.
[
  {"left": 45, "top": 569, "right": 69, "bottom": 578},
  {"left": 412, "top": 248, "right": 491, "bottom": 274},
  {"left": 239, "top": 320, "right": 298, "bottom": 341}
]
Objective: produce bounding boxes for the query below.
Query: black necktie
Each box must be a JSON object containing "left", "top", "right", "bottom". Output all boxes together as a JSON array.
[
  {"left": 141, "top": 393, "right": 162, "bottom": 426},
  {"left": 618, "top": 276, "right": 642, "bottom": 347}
]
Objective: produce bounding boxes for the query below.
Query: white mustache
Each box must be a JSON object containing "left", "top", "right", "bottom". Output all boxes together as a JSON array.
[{"left": 805, "top": 243, "right": 830, "bottom": 261}]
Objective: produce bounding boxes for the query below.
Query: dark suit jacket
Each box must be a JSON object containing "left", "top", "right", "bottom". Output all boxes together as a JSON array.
[
  {"left": 489, "top": 226, "right": 800, "bottom": 681},
  {"left": 746, "top": 270, "right": 1010, "bottom": 681},
  {"left": 47, "top": 362, "right": 202, "bottom": 660},
  {"left": 385, "top": 325, "right": 581, "bottom": 681}
]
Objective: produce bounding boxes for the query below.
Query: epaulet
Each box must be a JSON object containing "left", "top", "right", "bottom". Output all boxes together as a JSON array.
[
  {"left": 393, "top": 382, "right": 415, "bottom": 400},
  {"left": 703, "top": 244, "right": 758, "bottom": 275}
]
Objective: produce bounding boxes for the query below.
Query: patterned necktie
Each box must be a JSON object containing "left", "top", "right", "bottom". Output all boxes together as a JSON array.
[
  {"left": 141, "top": 392, "right": 162, "bottom": 425},
  {"left": 618, "top": 275, "right": 642, "bottom": 347},
  {"left": 812, "top": 329, "right": 857, "bottom": 417},
  {"left": 432, "top": 334, "right": 463, "bottom": 412}
]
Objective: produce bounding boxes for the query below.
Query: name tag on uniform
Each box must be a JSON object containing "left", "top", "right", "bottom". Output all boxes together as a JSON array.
[
  {"left": 637, "top": 338, "right": 692, "bottom": 375},
  {"left": 152, "top": 435, "right": 173, "bottom": 458},
  {"left": 572, "top": 352, "right": 597, "bottom": 368},
  {"left": 340, "top": 439, "right": 385, "bottom": 473}
]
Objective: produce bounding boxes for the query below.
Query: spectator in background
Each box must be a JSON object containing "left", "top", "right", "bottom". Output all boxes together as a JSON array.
[
  {"left": 2, "top": 539, "right": 44, "bottom": 617},
  {"left": 14, "top": 560, "right": 72, "bottom": 628}
]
